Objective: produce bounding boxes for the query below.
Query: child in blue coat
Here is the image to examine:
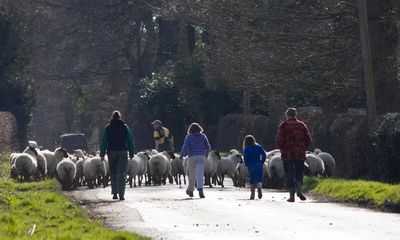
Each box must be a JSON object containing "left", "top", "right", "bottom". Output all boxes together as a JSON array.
[{"left": 243, "top": 135, "right": 267, "bottom": 200}]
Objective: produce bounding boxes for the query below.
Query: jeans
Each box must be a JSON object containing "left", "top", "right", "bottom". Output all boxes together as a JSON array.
[
  {"left": 107, "top": 151, "right": 128, "bottom": 197},
  {"left": 283, "top": 159, "right": 305, "bottom": 188},
  {"left": 187, "top": 155, "right": 205, "bottom": 192}
]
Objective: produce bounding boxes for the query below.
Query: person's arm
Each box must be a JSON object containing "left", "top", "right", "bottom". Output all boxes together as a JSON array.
[
  {"left": 276, "top": 122, "right": 285, "bottom": 149},
  {"left": 153, "top": 130, "right": 160, "bottom": 151},
  {"left": 179, "top": 135, "right": 190, "bottom": 160},
  {"left": 127, "top": 127, "right": 135, "bottom": 159},
  {"left": 99, "top": 127, "right": 109, "bottom": 160},
  {"left": 169, "top": 133, "right": 175, "bottom": 152},
  {"left": 303, "top": 123, "right": 312, "bottom": 147},
  {"left": 260, "top": 145, "right": 267, "bottom": 163}
]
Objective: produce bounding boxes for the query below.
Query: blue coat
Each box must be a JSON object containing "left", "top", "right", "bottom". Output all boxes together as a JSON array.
[{"left": 244, "top": 144, "right": 267, "bottom": 185}]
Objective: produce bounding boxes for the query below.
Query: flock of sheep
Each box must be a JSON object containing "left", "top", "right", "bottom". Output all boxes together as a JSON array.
[{"left": 8, "top": 146, "right": 336, "bottom": 190}]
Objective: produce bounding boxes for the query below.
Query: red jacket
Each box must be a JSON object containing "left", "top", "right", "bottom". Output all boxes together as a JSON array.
[{"left": 276, "top": 118, "right": 312, "bottom": 161}]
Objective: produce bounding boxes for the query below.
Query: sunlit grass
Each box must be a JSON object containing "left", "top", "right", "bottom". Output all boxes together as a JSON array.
[
  {"left": 0, "top": 152, "right": 149, "bottom": 240},
  {"left": 304, "top": 176, "right": 400, "bottom": 211}
]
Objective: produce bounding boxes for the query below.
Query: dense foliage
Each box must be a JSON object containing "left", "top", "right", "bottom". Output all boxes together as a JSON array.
[
  {"left": 0, "top": 6, "right": 34, "bottom": 145},
  {"left": 373, "top": 113, "right": 400, "bottom": 183}
]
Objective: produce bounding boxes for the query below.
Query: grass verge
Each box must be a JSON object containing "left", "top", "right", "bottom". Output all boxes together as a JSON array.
[
  {"left": 0, "top": 153, "right": 149, "bottom": 240},
  {"left": 304, "top": 176, "right": 400, "bottom": 212}
]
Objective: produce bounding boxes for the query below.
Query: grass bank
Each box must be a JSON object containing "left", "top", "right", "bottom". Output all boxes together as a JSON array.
[
  {"left": 304, "top": 177, "right": 400, "bottom": 212},
  {"left": 0, "top": 153, "right": 148, "bottom": 240}
]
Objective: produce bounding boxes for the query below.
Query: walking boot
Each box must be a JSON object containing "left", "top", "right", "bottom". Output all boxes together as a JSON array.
[
  {"left": 250, "top": 185, "right": 255, "bottom": 200},
  {"left": 112, "top": 193, "right": 118, "bottom": 200},
  {"left": 287, "top": 188, "right": 295, "bottom": 202},
  {"left": 198, "top": 188, "right": 205, "bottom": 198},
  {"left": 296, "top": 183, "right": 307, "bottom": 201},
  {"left": 257, "top": 187, "right": 263, "bottom": 199},
  {"left": 186, "top": 189, "right": 194, "bottom": 197}
]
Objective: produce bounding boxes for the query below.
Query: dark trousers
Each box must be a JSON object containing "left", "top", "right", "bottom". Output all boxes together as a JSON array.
[
  {"left": 107, "top": 151, "right": 128, "bottom": 197},
  {"left": 283, "top": 159, "right": 305, "bottom": 188}
]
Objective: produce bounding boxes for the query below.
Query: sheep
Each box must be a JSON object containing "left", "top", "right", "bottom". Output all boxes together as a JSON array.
[
  {"left": 170, "top": 153, "right": 186, "bottom": 187},
  {"left": 127, "top": 157, "right": 139, "bottom": 188},
  {"left": 23, "top": 146, "right": 47, "bottom": 180},
  {"left": 74, "top": 158, "right": 86, "bottom": 186},
  {"left": 9, "top": 152, "right": 21, "bottom": 165},
  {"left": 305, "top": 153, "right": 325, "bottom": 176},
  {"left": 148, "top": 151, "right": 173, "bottom": 185},
  {"left": 317, "top": 152, "right": 336, "bottom": 177},
  {"left": 42, "top": 147, "right": 69, "bottom": 178},
  {"left": 228, "top": 149, "right": 239, "bottom": 156},
  {"left": 266, "top": 149, "right": 281, "bottom": 159},
  {"left": 56, "top": 159, "right": 77, "bottom": 190},
  {"left": 83, "top": 156, "right": 107, "bottom": 189},
  {"left": 204, "top": 150, "right": 220, "bottom": 188},
  {"left": 10, "top": 153, "right": 37, "bottom": 182},
  {"left": 134, "top": 152, "right": 149, "bottom": 187},
  {"left": 235, "top": 162, "right": 249, "bottom": 188},
  {"left": 217, "top": 152, "right": 243, "bottom": 187},
  {"left": 266, "top": 153, "right": 286, "bottom": 189}
]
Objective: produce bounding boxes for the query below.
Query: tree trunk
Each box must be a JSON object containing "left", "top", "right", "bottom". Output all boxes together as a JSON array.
[{"left": 358, "top": 0, "right": 377, "bottom": 128}]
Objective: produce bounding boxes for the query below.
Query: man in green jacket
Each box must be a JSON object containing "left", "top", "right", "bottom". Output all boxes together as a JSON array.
[{"left": 100, "top": 110, "right": 135, "bottom": 200}]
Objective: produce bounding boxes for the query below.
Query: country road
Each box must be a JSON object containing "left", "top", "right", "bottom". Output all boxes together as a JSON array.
[{"left": 67, "top": 183, "right": 400, "bottom": 240}]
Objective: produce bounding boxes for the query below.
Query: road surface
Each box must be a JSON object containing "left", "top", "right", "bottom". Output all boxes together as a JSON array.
[{"left": 67, "top": 182, "right": 400, "bottom": 240}]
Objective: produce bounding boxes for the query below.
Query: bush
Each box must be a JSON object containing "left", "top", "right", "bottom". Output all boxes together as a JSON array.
[{"left": 373, "top": 113, "right": 400, "bottom": 183}]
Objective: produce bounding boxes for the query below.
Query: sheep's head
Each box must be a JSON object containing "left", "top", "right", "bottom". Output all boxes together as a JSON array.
[
  {"left": 61, "top": 148, "right": 69, "bottom": 158},
  {"left": 29, "top": 146, "right": 38, "bottom": 156}
]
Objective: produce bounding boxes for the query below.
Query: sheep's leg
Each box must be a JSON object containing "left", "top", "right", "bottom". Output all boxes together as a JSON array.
[{"left": 134, "top": 177, "right": 137, "bottom": 188}]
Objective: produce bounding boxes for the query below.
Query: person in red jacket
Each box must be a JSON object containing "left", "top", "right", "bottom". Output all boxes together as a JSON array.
[{"left": 276, "top": 108, "right": 312, "bottom": 202}]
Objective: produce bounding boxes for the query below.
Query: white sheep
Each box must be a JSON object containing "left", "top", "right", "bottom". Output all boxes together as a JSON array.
[
  {"left": 148, "top": 151, "right": 173, "bottom": 185},
  {"left": 56, "top": 159, "right": 77, "bottom": 190},
  {"left": 9, "top": 152, "right": 21, "bottom": 165},
  {"left": 10, "top": 153, "right": 37, "bottom": 181},
  {"left": 42, "top": 147, "right": 69, "bottom": 178},
  {"left": 266, "top": 149, "right": 281, "bottom": 159},
  {"left": 228, "top": 149, "right": 239, "bottom": 156},
  {"left": 235, "top": 162, "right": 249, "bottom": 187},
  {"left": 317, "top": 151, "right": 336, "bottom": 177},
  {"left": 170, "top": 153, "right": 186, "bottom": 187},
  {"left": 127, "top": 157, "right": 139, "bottom": 188},
  {"left": 23, "top": 146, "right": 47, "bottom": 180},
  {"left": 134, "top": 152, "right": 149, "bottom": 187},
  {"left": 83, "top": 156, "right": 107, "bottom": 189},
  {"left": 217, "top": 152, "right": 243, "bottom": 187},
  {"left": 305, "top": 153, "right": 325, "bottom": 176},
  {"left": 204, "top": 150, "right": 220, "bottom": 188},
  {"left": 266, "top": 153, "right": 286, "bottom": 189},
  {"left": 74, "top": 158, "right": 86, "bottom": 186}
]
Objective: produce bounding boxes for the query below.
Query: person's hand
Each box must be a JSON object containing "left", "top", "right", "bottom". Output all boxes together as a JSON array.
[{"left": 100, "top": 156, "right": 105, "bottom": 162}]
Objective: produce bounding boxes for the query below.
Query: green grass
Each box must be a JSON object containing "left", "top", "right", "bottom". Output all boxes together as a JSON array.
[
  {"left": 0, "top": 153, "right": 149, "bottom": 240},
  {"left": 304, "top": 176, "right": 400, "bottom": 212}
]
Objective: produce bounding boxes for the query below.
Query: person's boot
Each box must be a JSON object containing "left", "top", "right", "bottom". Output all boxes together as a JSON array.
[
  {"left": 257, "top": 187, "right": 263, "bottom": 199},
  {"left": 198, "top": 188, "right": 205, "bottom": 198},
  {"left": 287, "top": 188, "right": 295, "bottom": 202},
  {"left": 296, "top": 183, "right": 307, "bottom": 201},
  {"left": 186, "top": 189, "right": 194, "bottom": 197},
  {"left": 112, "top": 193, "right": 118, "bottom": 200},
  {"left": 250, "top": 185, "right": 255, "bottom": 200}
]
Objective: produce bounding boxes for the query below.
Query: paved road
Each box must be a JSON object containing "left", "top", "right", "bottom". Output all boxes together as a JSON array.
[{"left": 68, "top": 183, "right": 400, "bottom": 240}]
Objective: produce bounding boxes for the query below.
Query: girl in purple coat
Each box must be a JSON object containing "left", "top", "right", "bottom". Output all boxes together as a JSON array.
[
  {"left": 243, "top": 135, "right": 267, "bottom": 200},
  {"left": 179, "top": 123, "right": 211, "bottom": 198}
]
